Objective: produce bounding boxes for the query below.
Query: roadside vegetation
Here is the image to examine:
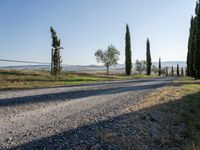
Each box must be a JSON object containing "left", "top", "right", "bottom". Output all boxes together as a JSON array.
[
  {"left": 140, "top": 77, "right": 200, "bottom": 149},
  {"left": 95, "top": 44, "right": 120, "bottom": 75},
  {"left": 0, "top": 69, "right": 156, "bottom": 90},
  {"left": 187, "top": 0, "right": 200, "bottom": 79},
  {"left": 99, "top": 77, "right": 200, "bottom": 149}
]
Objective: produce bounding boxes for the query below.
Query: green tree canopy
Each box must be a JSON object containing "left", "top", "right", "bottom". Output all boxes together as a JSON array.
[
  {"left": 125, "top": 24, "right": 132, "bottom": 76},
  {"left": 146, "top": 38, "right": 152, "bottom": 75},
  {"left": 50, "top": 26, "right": 63, "bottom": 76},
  {"left": 95, "top": 44, "right": 120, "bottom": 75}
]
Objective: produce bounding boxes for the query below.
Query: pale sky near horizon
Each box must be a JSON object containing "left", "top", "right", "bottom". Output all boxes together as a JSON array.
[{"left": 0, "top": 0, "right": 197, "bottom": 66}]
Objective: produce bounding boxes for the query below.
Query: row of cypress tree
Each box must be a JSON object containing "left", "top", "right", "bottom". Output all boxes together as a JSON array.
[
  {"left": 170, "top": 65, "right": 184, "bottom": 77},
  {"left": 50, "top": 24, "right": 157, "bottom": 77},
  {"left": 187, "top": 0, "right": 200, "bottom": 79},
  {"left": 50, "top": 23, "right": 153, "bottom": 77},
  {"left": 125, "top": 24, "right": 152, "bottom": 76}
]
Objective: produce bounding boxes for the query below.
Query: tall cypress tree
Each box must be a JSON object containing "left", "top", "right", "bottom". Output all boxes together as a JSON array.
[
  {"left": 166, "top": 67, "right": 168, "bottom": 76},
  {"left": 181, "top": 68, "right": 184, "bottom": 76},
  {"left": 125, "top": 24, "right": 132, "bottom": 76},
  {"left": 146, "top": 38, "right": 152, "bottom": 75},
  {"left": 158, "top": 58, "right": 161, "bottom": 76},
  {"left": 194, "top": 1, "right": 200, "bottom": 79},
  {"left": 187, "top": 0, "right": 200, "bottom": 79},
  {"left": 177, "top": 64, "right": 180, "bottom": 77},
  {"left": 50, "top": 26, "right": 63, "bottom": 76},
  {"left": 187, "top": 16, "right": 195, "bottom": 77},
  {"left": 191, "top": 17, "right": 197, "bottom": 77}
]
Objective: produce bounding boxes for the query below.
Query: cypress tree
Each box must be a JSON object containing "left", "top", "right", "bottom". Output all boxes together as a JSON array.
[
  {"left": 50, "top": 26, "right": 63, "bottom": 76},
  {"left": 177, "top": 64, "right": 180, "bottom": 77},
  {"left": 158, "top": 58, "right": 161, "bottom": 76},
  {"left": 187, "top": 16, "right": 195, "bottom": 77},
  {"left": 172, "top": 66, "right": 174, "bottom": 77},
  {"left": 187, "top": 1, "right": 200, "bottom": 78},
  {"left": 190, "top": 17, "right": 196, "bottom": 77},
  {"left": 181, "top": 68, "right": 184, "bottom": 76},
  {"left": 125, "top": 24, "right": 132, "bottom": 76},
  {"left": 146, "top": 38, "right": 152, "bottom": 75},
  {"left": 194, "top": 1, "right": 200, "bottom": 79},
  {"left": 166, "top": 67, "right": 168, "bottom": 76}
]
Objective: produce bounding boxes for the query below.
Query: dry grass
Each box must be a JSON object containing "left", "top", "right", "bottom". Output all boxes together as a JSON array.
[
  {"left": 0, "top": 69, "right": 156, "bottom": 90},
  {"left": 126, "top": 86, "right": 182, "bottom": 112},
  {"left": 97, "top": 77, "right": 200, "bottom": 149}
]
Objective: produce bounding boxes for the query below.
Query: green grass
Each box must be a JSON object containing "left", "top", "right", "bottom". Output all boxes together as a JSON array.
[
  {"left": 148, "top": 77, "right": 200, "bottom": 149},
  {"left": 121, "top": 77, "right": 200, "bottom": 149},
  {"left": 80, "top": 77, "right": 200, "bottom": 149},
  {"left": 173, "top": 77, "right": 200, "bottom": 149},
  {"left": 0, "top": 69, "right": 156, "bottom": 90}
]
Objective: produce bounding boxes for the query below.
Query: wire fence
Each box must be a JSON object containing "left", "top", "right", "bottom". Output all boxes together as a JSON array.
[
  {"left": 0, "top": 59, "right": 53, "bottom": 71},
  {"left": 0, "top": 59, "right": 51, "bottom": 65}
]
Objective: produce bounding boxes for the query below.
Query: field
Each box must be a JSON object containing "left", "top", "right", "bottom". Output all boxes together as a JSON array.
[{"left": 0, "top": 69, "right": 156, "bottom": 90}]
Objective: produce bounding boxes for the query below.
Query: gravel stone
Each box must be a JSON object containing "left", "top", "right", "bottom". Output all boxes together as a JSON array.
[{"left": 0, "top": 77, "right": 175, "bottom": 149}]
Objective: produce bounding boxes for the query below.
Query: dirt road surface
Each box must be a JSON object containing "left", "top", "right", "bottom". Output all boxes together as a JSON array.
[{"left": 0, "top": 77, "right": 175, "bottom": 149}]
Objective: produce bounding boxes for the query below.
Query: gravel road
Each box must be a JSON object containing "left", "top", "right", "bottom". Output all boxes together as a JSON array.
[{"left": 0, "top": 77, "right": 175, "bottom": 149}]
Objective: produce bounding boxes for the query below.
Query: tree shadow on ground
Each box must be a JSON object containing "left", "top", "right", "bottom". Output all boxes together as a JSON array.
[
  {"left": 9, "top": 92, "right": 200, "bottom": 150},
  {"left": 0, "top": 80, "right": 169, "bottom": 107},
  {"left": 173, "top": 81, "right": 200, "bottom": 86},
  {"left": 0, "top": 77, "right": 174, "bottom": 91}
]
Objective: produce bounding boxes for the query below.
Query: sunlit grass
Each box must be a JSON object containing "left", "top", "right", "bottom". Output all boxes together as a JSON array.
[
  {"left": 0, "top": 69, "right": 156, "bottom": 90},
  {"left": 120, "top": 77, "right": 200, "bottom": 149},
  {"left": 147, "top": 77, "right": 200, "bottom": 149}
]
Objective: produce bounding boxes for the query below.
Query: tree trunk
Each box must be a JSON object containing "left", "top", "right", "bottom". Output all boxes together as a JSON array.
[
  {"left": 106, "top": 66, "right": 109, "bottom": 75},
  {"left": 51, "top": 49, "right": 53, "bottom": 76}
]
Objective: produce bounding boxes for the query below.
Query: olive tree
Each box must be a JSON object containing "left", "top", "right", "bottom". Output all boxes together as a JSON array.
[
  {"left": 95, "top": 44, "right": 120, "bottom": 75},
  {"left": 152, "top": 65, "right": 158, "bottom": 75},
  {"left": 135, "top": 60, "right": 146, "bottom": 74}
]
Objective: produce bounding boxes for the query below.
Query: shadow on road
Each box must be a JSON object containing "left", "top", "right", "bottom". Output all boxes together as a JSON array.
[
  {"left": 0, "top": 80, "right": 169, "bottom": 107},
  {"left": 0, "top": 77, "right": 175, "bottom": 91},
  {"left": 9, "top": 92, "right": 200, "bottom": 150}
]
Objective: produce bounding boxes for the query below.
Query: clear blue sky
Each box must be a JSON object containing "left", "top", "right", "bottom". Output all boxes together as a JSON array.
[{"left": 0, "top": 0, "right": 197, "bottom": 65}]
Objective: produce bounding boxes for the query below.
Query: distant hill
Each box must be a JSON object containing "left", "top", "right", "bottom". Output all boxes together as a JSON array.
[{"left": 0, "top": 61, "right": 186, "bottom": 72}]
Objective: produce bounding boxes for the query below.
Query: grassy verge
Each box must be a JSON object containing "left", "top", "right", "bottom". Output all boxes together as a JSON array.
[
  {"left": 172, "top": 77, "right": 200, "bottom": 149},
  {"left": 87, "top": 77, "right": 200, "bottom": 149},
  {"left": 121, "top": 77, "right": 200, "bottom": 149},
  {"left": 0, "top": 69, "right": 156, "bottom": 90}
]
